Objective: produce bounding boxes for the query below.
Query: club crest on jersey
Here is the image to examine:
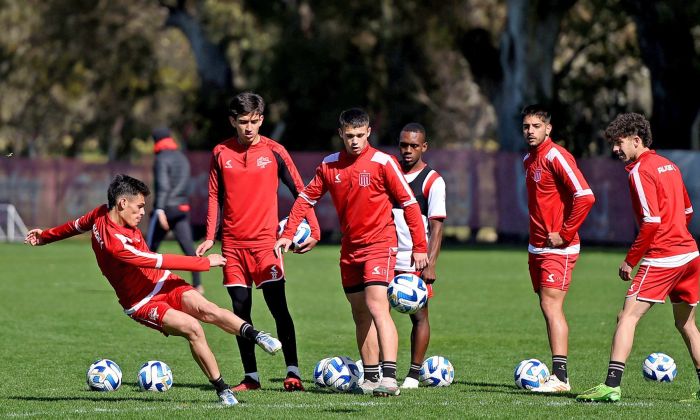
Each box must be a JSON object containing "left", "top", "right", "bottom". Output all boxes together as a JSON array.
[
  {"left": 257, "top": 156, "right": 272, "bottom": 169},
  {"left": 359, "top": 171, "right": 371, "bottom": 187},
  {"left": 533, "top": 168, "right": 542, "bottom": 182}
]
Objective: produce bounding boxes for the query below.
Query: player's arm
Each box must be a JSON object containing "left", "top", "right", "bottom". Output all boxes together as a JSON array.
[
  {"left": 683, "top": 183, "right": 694, "bottom": 226},
  {"left": 548, "top": 151, "right": 595, "bottom": 246},
  {"left": 26, "top": 205, "right": 103, "bottom": 246},
  {"left": 423, "top": 218, "right": 444, "bottom": 284},
  {"left": 153, "top": 157, "right": 171, "bottom": 230},
  {"left": 422, "top": 175, "right": 447, "bottom": 284},
  {"left": 622, "top": 169, "right": 661, "bottom": 279},
  {"left": 196, "top": 153, "right": 221, "bottom": 256},
  {"left": 110, "top": 234, "right": 224, "bottom": 271}
]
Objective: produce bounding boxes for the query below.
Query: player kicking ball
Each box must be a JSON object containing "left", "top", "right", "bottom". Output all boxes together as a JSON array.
[
  {"left": 25, "top": 174, "right": 282, "bottom": 406},
  {"left": 577, "top": 114, "right": 700, "bottom": 403}
]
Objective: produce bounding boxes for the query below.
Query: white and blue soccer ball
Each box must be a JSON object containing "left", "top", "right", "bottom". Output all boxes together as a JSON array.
[
  {"left": 642, "top": 352, "right": 677, "bottom": 382},
  {"left": 323, "top": 356, "right": 361, "bottom": 392},
  {"left": 86, "top": 358, "right": 122, "bottom": 392},
  {"left": 313, "top": 357, "right": 332, "bottom": 387},
  {"left": 278, "top": 217, "right": 312, "bottom": 249},
  {"left": 419, "top": 356, "right": 455, "bottom": 387},
  {"left": 514, "top": 359, "right": 550, "bottom": 390},
  {"left": 137, "top": 360, "right": 173, "bottom": 392},
  {"left": 387, "top": 273, "right": 428, "bottom": 314}
]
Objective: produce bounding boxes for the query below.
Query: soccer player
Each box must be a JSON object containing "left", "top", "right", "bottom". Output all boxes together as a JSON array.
[
  {"left": 577, "top": 113, "right": 700, "bottom": 403},
  {"left": 196, "top": 92, "right": 320, "bottom": 392},
  {"left": 24, "top": 174, "right": 282, "bottom": 407},
  {"left": 522, "top": 104, "right": 595, "bottom": 393},
  {"left": 274, "top": 108, "right": 429, "bottom": 397},
  {"left": 146, "top": 127, "right": 203, "bottom": 294},
  {"left": 391, "top": 123, "right": 446, "bottom": 389}
]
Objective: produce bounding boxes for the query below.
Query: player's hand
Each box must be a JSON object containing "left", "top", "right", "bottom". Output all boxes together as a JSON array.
[
  {"left": 196, "top": 239, "right": 214, "bottom": 256},
  {"left": 274, "top": 238, "right": 293, "bottom": 258},
  {"left": 546, "top": 232, "right": 564, "bottom": 248},
  {"left": 24, "top": 229, "right": 45, "bottom": 246},
  {"left": 294, "top": 237, "right": 318, "bottom": 254},
  {"left": 207, "top": 254, "right": 227, "bottom": 267},
  {"left": 618, "top": 260, "right": 633, "bottom": 281},
  {"left": 412, "top": 252, "right": 429, "bottom": 271},
  {"left": 422, "top": 263, "right": 436, "bottom": 284},
  {"left": 156, "top": 210, "right": 169, "bottom": 230}
]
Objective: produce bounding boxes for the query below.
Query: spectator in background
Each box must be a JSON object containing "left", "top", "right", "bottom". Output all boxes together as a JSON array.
[{"left": 146, "top": 127, "right": 203, "bottom": 294}]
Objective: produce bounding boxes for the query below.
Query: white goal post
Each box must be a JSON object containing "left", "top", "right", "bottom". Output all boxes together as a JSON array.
[{"left": 0, "top": 204, "right": 29, "bottom": 242}]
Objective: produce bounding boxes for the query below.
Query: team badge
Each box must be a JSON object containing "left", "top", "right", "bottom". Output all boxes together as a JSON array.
[
  {"left": 257, "top": 156, "right": 272, "bottom": 168},
  {"left": 533, "top": 168, "right": 542, "bottom": 182},
  {"left": 358, "top": 171, "right": 370, "bottom": 187}
]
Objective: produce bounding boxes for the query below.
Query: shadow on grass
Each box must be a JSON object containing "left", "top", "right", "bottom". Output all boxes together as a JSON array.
[{"left": 457, "top": 380, "right": 577, "bottom": 399}]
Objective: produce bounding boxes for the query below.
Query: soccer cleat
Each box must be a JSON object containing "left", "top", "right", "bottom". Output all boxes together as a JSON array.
[
  {"left": 255, "top": 331, "right": 282, "bottom": 355},
  {"left": 218, "top": 389, "right": 239, "bottom": 406},
  {"left": 576, "top": 384, "right": 621, "bottom": 402},
  {"left": 351, "top": 380, "right": 381, "bottom": 395},
  {"left": 400, "top": 377, "right": 420, "bottom": 389},
  {"left": 679, "top": 390, "right": 700, "bottom": 402},
  {"left": 232, "top": 378, "right": 261, "bottom": 392},
  {"left": 283, "top": 376, "right": 305, "bottom": 391},
  {"left": 373, "top": 377, "right": 401, "bottom": 397},
  {"left": 530, "top": 376, "right": 571, "bottom": 393}
]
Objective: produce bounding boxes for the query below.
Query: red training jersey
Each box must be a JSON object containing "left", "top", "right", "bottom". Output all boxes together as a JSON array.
[
  {"left": 624, "top": 150, "right": 697, "bottom": 267},
  {"left": 39, "top": 205, "right": 210, "bottom": 312},
  {"left": 205, "top": 135, "right": 320, "bottom": 247},
  {"left": 524, "top": 137, "right": 595, "bottom": 255},
  {"left": 282, "top": 145, "right": 427, "bottom": 252}
]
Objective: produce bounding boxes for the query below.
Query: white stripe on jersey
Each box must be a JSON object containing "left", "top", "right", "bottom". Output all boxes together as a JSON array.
[
  {"left": 299, "top": 192, "right": 317, "bottom": 206},
  {"left": 73, "top": 218, "right": 88, "bottom": 232},
  {"left": 641, "top": 251, "right": 699, "bottom": 268},
  {"left": 629, "top": 162, "right": 655, "bottom": 221},
  {"left": 371, "top": 151, "right": 416, "bottom": 207},
  {"left": 114, "top": 233, "right": 163, "bottom": 268},
  {"left": 546, "top": 148, "right": 586, "bottom": 193}
]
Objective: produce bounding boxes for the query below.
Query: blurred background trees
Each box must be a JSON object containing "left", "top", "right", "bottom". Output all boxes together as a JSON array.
[{"left": 0, "top": 0, "right": 698, "bottom": 160}]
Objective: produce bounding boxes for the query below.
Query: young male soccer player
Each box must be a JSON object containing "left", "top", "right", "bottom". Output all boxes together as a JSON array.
[
  {"left": 24, "top": 174, "right": 282, "bottom": 406},
  {"left": 196, "top": 92, "right": 320, "bottom": 392},
  {"left": 274, "top": 108, "right": 429, "bottom": 397},
  {"left": 522, "top": 104, "right": 595, "bottom": 392},
  {"left": 577, "top": 113, "right": 700, "bottom": 403},
  {"left": 391, "top": 123, "right": 446, "bottom": 389}
]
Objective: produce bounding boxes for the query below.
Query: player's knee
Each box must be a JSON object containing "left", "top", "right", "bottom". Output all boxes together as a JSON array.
[
  {"left": 674, "top": 318, "right": 697, "bottom": 335},
  {"left": 180, "top": 319, "right": 205, "bottom": 341}
]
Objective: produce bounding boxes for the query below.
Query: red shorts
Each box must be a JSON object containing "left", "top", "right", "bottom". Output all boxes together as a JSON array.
[
  {"left": 128, "top": 278, "right": 193, "bottom": 335},
  {"left": 395, "top": 270, "right": 434, "bottom": 299},
  {"left": 627, "top": 258, "right": 700, "bottom": 305},
  {"left": 222, "top": 245, "right": 285, "bottom": 288},
  {"left": 528, "top": 253, "right": 578, "bottom": 292},
  {"left": 341, "top": 244, "right": 397, "bottom": 293}
]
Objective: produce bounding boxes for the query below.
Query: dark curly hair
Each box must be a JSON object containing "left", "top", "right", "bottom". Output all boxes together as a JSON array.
[{"left": 604, "top": 113, "right": 652, "bottom": 147}]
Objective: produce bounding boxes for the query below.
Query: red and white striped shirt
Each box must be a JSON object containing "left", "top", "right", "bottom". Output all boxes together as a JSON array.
[
  {"left": 39, "top": 205, "right": 210, "bottom": 312},
  {"left": 624, "top": 150, "right": 697, "bottom": 267},
  {"left": 524, "top": 138, "right": 595, "bottom": 255}
]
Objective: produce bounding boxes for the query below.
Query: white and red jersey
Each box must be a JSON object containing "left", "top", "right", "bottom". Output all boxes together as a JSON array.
[
  {"left": 205, "top": 135, "right": 320, "bottom": 247},
  {"left": 524, "top": 137, "right": 595, "bottom": 255},
  {"left": 283, "top": 145, "right": 427, "bottom": 253},
  {"left": 392, "top": 164, "right": 446, "bottom": 271},
  {"left": 624, "top": 150, "right": 698, "bottom": 267},
  {"left": 39, "top": 205, "right": 210, "bottom": 312}
]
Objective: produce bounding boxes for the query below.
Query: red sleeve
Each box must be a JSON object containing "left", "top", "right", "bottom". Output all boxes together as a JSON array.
[
  {"left": 275, "top": 146, "right": 321, "bottom": 240},
  {"left": 205, "top": 152, "right": 221, "bottom": 241},
  {"left": 684, "top": 184, "right": 694, "bottom": 226},
  {"left": 283, "top": 167, "right": 327, "bottom": 240},
  {"left": 40, "top": 205, "right": 103, "bottom": 243},
  {"left": 625, "top": 169, "right": 661, "bottom": 266},
  {"left": 107, "top": 233, "right": 211, "bottom": 272},
  {"left": 548, "top": 150, "right": 595, "bottom": 243},
  {"left": 382, "top": 157, "right": 427, "bottom": 253}
]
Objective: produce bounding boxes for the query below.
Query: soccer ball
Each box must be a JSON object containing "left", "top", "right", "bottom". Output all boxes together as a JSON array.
[
  {"left": 323, "top": 356, "right": 361, "bottom": 392},
  {"left": 86, "top": 359, "right": 122, "bottom": 392},
  {"left": 514, "top": 359, "right": 549, "bottom": 390},
  {"left": 278, "top": 217, "right": 312, "bottom": 249},
  {"left": 419, "top": 356, "right": 455, "bottom": 387},
  {"left": 137, "top": 360, "right": 173, "bottom": 392},
  {"left": 355, "top": 359, "right": 383, "bottom": 383},
  {"left": 387, "top": 273, "right": 428, "bottom": 314},
  {"left": 313, "top": 357, "right": 332, "bottom": 387},
  {"left": 642, "top": 352, "right": 677, "bottom": 382}
]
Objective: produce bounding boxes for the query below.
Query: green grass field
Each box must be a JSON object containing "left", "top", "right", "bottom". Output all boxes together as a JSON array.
[{"left": 1, "top": 241, "right": 700, "bottom": 418}]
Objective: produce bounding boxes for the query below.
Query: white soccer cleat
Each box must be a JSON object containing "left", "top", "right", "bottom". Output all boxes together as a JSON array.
[
  {"left": 531, "top": 376, "right": 571, "bottom": 393},
  {"left": 400, "top": 377, "right": 419, "bottom": 389},
  {"left": 255, "top": 331, "right": 282, "bottom": 355},
  {"left": 218, "top": 389, "right": 239, "bottom": 406}
]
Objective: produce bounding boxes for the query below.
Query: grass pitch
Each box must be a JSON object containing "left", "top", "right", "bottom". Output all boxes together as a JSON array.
[{"left": 1, "top": 241, "right": 700, "bottom": 418}]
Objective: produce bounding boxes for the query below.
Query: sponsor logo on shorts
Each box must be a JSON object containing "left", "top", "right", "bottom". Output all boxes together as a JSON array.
[
  {"left": 546, "top": 273, "right": 556, "bottom": 283},
  {"left": 371, "top": 266, "right": 387, "bottom": 276},
  {"left": 271, "top": 265, "right": 279, "bottom": 280}
]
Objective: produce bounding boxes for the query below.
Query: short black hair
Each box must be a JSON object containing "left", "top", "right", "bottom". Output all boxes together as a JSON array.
[
  {"left": 521, "top": 104, "right": 552, "bottom": 124},
  {"left": 107, "top": 174, "right": 150, "bottom": 209},
  {"left": 229, "top": 92, "right": 265, "bottom": 117},
  {"left": 339, "top": 108, "right": 370, "bottom": 129},
  {"left": 604, "top": 113, "right": 653, "bottom": 147},
  {"left": 400, "top": 122, "right": 426, "bottom": 138}
]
